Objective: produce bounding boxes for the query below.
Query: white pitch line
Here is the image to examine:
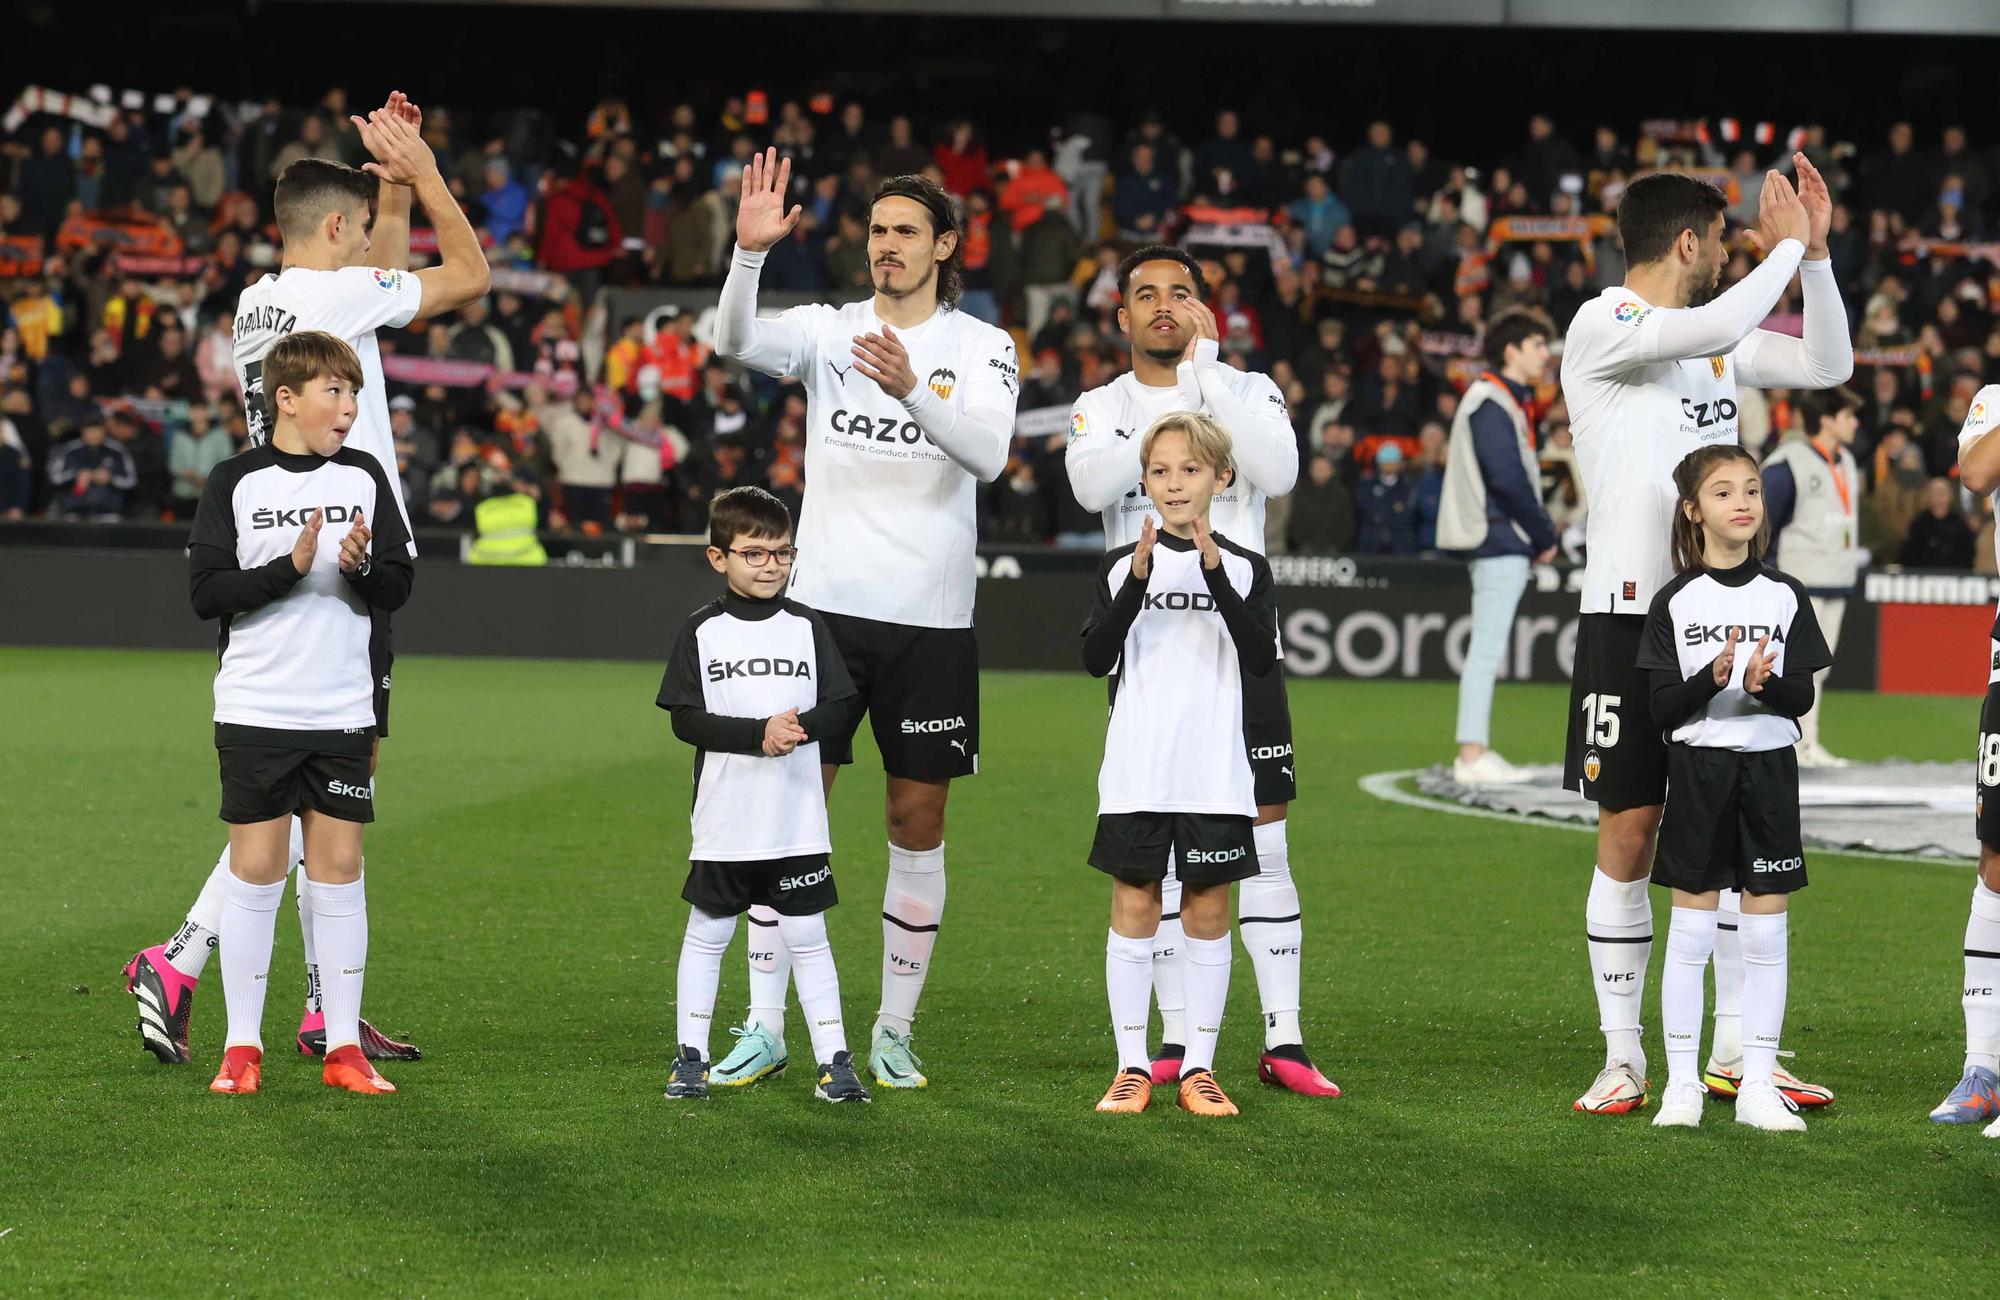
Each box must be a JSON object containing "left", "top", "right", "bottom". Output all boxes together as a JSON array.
[{"left": 1356, "top": 768, "right": 1971, "bottom": 867}]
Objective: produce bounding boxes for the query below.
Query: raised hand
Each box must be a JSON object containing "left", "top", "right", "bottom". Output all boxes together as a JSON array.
[
  {"left": 1132, "top": 516, "right": 1157, "bottom": 581},
  {"left": 851, "top": 325, "right": 916, "bottom": 400},
  {"left": 1743, "top": 633, "right": 1778, "bottom": 694},
  {"left": 1711, "top": 626, "right": 1739, "bottom": 687},
  {"left": 337, "top": 509, "right": 371, "bottom": 573},
  {"left": 1179, "top": 298, "right": 1220, "bottom": 364},
  {"left": 1794, "top": 151, "right": 1832, "bottom": 257},
  {"left": 291, "top": 508, "right": 325, "bottom": 576},
  {"left": 1745, "top": 170, "right": 1809, "bottom": 257},
  {"left": 382, "top": 90, "right": 422, "bottom": 132},
  {"left": 737, "top": 147, "right": 802, "bottom": 254},
  {"left": 351, "top": 109, "right": 438, "bottom": 187},
  {"left": 1192, "top": 515, "right": 1221, "bottom": 570}
]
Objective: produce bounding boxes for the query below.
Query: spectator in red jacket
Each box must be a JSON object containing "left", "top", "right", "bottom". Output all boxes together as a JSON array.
[
  {"left": 932, "top": 121, "right": 991, "bottom": 198},
  {"left": 538, "top": 159, "right": 622, "bottom": 298},
  {"left": 998, "top": 148, "right": 1070, "bottom": 234}
]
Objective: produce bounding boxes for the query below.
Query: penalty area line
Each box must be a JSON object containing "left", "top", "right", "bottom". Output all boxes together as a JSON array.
[{"left": 1356, "top": 768, "right": 1969, "bottom": 867}]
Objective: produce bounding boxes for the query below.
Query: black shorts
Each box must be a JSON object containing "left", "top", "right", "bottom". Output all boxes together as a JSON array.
[
  {"left": 1977, "top": 664, "right": 2000, "bottom": 849},
  {"left": 817, "top": 611, "right": 978, "bottom": 781},
  {"left": 682, "top": 854, "right": 838, "bottom": 917},
  {"left": 1653, "top": 745, "right": 1807, "bottom": 895},
  {"left": 1243, "top": 662, "right": 1296, "bottom": 807},
  {"left": 370, "top": 613, "right": 393, "bottom": 739},
  {"left": 216, "top": 723, "right": 375, "bottom": 824},
  {"left": 1090, "top": 812, "right": 1259, "bottom": 887},
  {"left": 1562, "top": 613, "right": 1668, "bottom": 811}
]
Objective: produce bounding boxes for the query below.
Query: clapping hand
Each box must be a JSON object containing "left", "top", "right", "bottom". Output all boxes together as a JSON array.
[
  {"left": 1745, "top": 169, "right": 1809, "bottom": 257},
  {"left": 1131, "top": 516, "right": 1157, "bottom": 580},
  {"left": 1711, "top": 627, "right": 1739, "bottom": 686},
  {"left": 763, "top": 707, "right": 807, "bottom": 757},
  {"left": 1192, "top": 516, "right": 1221, "bottom": 570},
  {"left": 1742, "top": 633, "right": 1778, "bottom": 694},
  {"left": 851, "top": 325, "right": 917, "bottom": 400},
  {"left": 290, "top": 508, "right": 324, "bottom": 576},
  {"left": 337, "top": 509, "right": 371, "bottom": 574}
]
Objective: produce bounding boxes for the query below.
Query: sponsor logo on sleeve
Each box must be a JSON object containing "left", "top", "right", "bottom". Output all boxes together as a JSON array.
[
  {"left": 372, "top": 269, "right": 405, "bottom": 293},
  {"left": 1970, "top": 400, "right": 1990, "bottom": 433},
  {"left": 1070, "top": 410, "right": 1088, "bottom": 442},
  {"left": 1610, "top": 300, "right": 1651, "bottom": 328}
]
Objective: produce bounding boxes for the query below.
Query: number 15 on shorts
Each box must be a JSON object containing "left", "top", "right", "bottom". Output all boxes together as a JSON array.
[{"left": 1582, "top": 693, "right": 1621, "bottom": 748}]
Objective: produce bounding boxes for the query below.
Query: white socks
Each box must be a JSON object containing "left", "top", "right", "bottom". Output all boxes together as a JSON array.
[
  {"left": 1585, "top": 867, "right": 1653, "bottom": 1076},
  {"left": 1182, "top": 933, "right": 1233, "bottom": 1075},
  {"left": 1153, "top": 869, "right": 1187, "bottom": 1047},
  {"left": 219, "top": 873, "right": 286, "bottom": 1050},
  {"left": 746, "top": 905, "right": 791, "bottom": 1041},
  {"left": 1740, "top": 911, "right": 1790, "bottom": 1090},
  {"left": 1106, "top": 929, "right": 1155, "bottom": 1072},
  {"left": 778, "top": 911, "right": 847, "bottom": 1065},
  {"left": 1711, "top": 889, "right": 1744, "bottom": 1062},
  {"left": 878, "top": 843, "right": 945, "bottom": 1039},
  {"left": 677, "top": 907, "right": 738, "bottom": 1060},
  {"left": 1661, "top": 908, "right": 1718, "bottom": 1089},
  {"left": 169, "top": 818, "right": 305, "bottom": 986},
  {"left": 311, "top": 875, "right": 368, "bottom": 1053},
  {"left": 1240, "top": 820, "right": 1304, "bottom": 1051},
  {"left": 166, "top": 859, "right": 230, "bottom": 980},
  {"left": 1964, "top": 880, "right": 2000, "bottom": 1074}
]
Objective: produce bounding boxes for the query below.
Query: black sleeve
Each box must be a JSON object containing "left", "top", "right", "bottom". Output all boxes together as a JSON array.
[
  {"left": 187, "top": 468, "right": 305, "bottom": 619},
  {"left": 1082, "top": 554, "right": 1147, "bottom": 678},
  {"left": 1633, "top": 589, "right": 1681, "bottom": 671},
  {"left": 655, "top": 612, "right": 768, "bottom": 755},
  {"left": 1778, "top": 578, "right": 1834, "bottom": 674},
  {"left": 1751, "top": 669, "right": 1815, "bottom": 719},
  {"left": 797, "top": 608, "right": 858, "bottom": 741},
  {"left": 1204, "top": 553, "right": 1277, "bottom": 678},
  {"left": 1649, "top": 665, "right": 1727, "bottom": 729},
  {"left": 342, "top": 457, "right": 416, "bottom": 612}
]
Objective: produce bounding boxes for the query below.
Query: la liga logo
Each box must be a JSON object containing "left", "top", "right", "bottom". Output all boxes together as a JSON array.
[
  {"left": 373, "top": 269, "right": 404, "bottom": 293},
  {"left": 1611, "top": 300, "right": 1650, "bottom": 327},
  {"left": 1973, "top": 401, "right": 1988, "bottom": 429}
]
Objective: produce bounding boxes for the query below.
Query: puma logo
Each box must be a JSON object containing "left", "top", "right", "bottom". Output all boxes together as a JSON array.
[
  {"left": 828, "top": 361, "right": 852, "bottom": 383},
  {"left": 1281, "top": 765, "right": 1294, "bottom": 780},
  {"left": 949, "top": 738, "right": 968, "bottom": 755}
]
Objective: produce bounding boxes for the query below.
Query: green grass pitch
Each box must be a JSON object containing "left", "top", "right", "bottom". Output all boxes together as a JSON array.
[{"left": 4, "top": 646, "right": 1998, "bottom": 1294}]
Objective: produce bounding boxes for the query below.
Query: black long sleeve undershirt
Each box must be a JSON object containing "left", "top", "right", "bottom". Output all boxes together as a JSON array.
[
  {"left": 343, "top": 552, "right": 415, "bottom": 613},
  {"left": 1202, "top": 558, "right": 1277, "bottom": 678},
  {"left": 1083, "top": 571, "right": 1149, "bottom": 677},
  {"left": 189, "top": 545, "right": 306, "bottom": 619},
  {"left": 1649, "top": 664, "right": 1816, "bottom": 730}
]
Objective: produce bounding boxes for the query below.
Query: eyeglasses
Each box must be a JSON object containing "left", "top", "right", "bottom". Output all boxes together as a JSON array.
[{"left": 727, "top": 546, "right": 799, "bottom": 567}]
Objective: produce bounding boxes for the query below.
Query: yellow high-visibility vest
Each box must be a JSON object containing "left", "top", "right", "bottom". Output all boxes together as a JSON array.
[{"left": 466, "top": 493, "right": 548, "bottom": 566}]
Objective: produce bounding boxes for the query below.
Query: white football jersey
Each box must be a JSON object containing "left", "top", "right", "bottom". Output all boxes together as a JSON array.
[
  {"left": 1959, "top": 385, "right": 2000, "bottom": 632},
  {"left": 722, "top": 286, "right": 1018, "bottom": 629},
  {"left": 232, "top": 266, "right": 425, "bottom": 554},
  {"left": 1067, "top": 357, "right": 1292, "bottom": 553},
  {"left": 190, "top": 445, "right": 411, "bottom": 732},
  {"left": 1089, "top": 534, "right": 1271, "bottom": 817}
]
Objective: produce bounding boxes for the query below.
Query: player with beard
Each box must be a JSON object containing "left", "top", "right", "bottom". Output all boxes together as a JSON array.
[
  {"left": 1560, "top": 159, "right": 1851, "bottom": 1117},
  {"left": 710, "top": 151, "right": 1018, "bottom": 1092},
  {"left": 1065, "top": 246, "right": 1338, "bottom": 1099}
]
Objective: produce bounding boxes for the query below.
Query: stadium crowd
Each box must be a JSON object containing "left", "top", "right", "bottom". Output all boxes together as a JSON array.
[{"left": 2, "top": 88, "right": 1998, "bottom": 569}]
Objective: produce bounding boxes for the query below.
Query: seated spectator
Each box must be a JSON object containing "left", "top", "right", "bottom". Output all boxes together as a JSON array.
[
  {"left": 1355, "top": 442, "right": 1418, "bottom": 555},
  {"left": 999, "top": 148, "right": 1068, "bottom": 234},
  {"left": 1114, "top": 142, "right": 1176, "bottom": 242},
  {"left": 168, "top": 403, "right": 232, "bottom": 518},
  {"left": 1864, "top": 437, "right": 1928, "bottom": 563},
  {"left": 448, "top": 299, "right": 516, "bottom": 372},
  {"left": 989, "top": 457, "right": 1045, "bottom": 542},
  {"left": 1900, "top": 477, "right": 1977, "bottom": 569},
  {"left": 48, "top": 419, "right": 136, "bottom": 521},
  {"left": 1289, "top": 173, "right": 1351, "bottom": 261}
]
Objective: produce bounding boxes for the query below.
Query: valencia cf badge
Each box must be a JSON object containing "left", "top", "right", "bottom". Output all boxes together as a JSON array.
[
  {"left": 1584, "top": 750, "right": 1602, "bottom": 784},
  {"left": 927, "top": 367, "right": 957, "bottom": 400}
]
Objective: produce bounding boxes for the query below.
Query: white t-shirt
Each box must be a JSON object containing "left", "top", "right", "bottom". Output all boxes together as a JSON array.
[
  {"left": 1066, "top": 341, "right": 1297, "bottom": 553},
  {"left": 190, "top": 445, "right": 412, "bottom": 732},
  {"left": 715, "top": 251, "right": 1019, "bottom": 628},
  {"left": 1637, "top": 560, "right": 1833, "bottom": 751},
  {"left": 656, "top": 593, "right": 856, "bottom": 861},
  {"left": 1088, "top": 534, "right": 1272, "bottom": 816},
  {"left": 1560, "top": 241, "right": 1829, "bottom": 616},
  {"left": 232, "top": 266, "right": 425, "bottom": 554}
]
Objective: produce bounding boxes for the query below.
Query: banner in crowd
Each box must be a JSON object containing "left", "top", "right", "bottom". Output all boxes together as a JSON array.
[{"left": 381, "top": 354, "right": 539, "bottom": 391}]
